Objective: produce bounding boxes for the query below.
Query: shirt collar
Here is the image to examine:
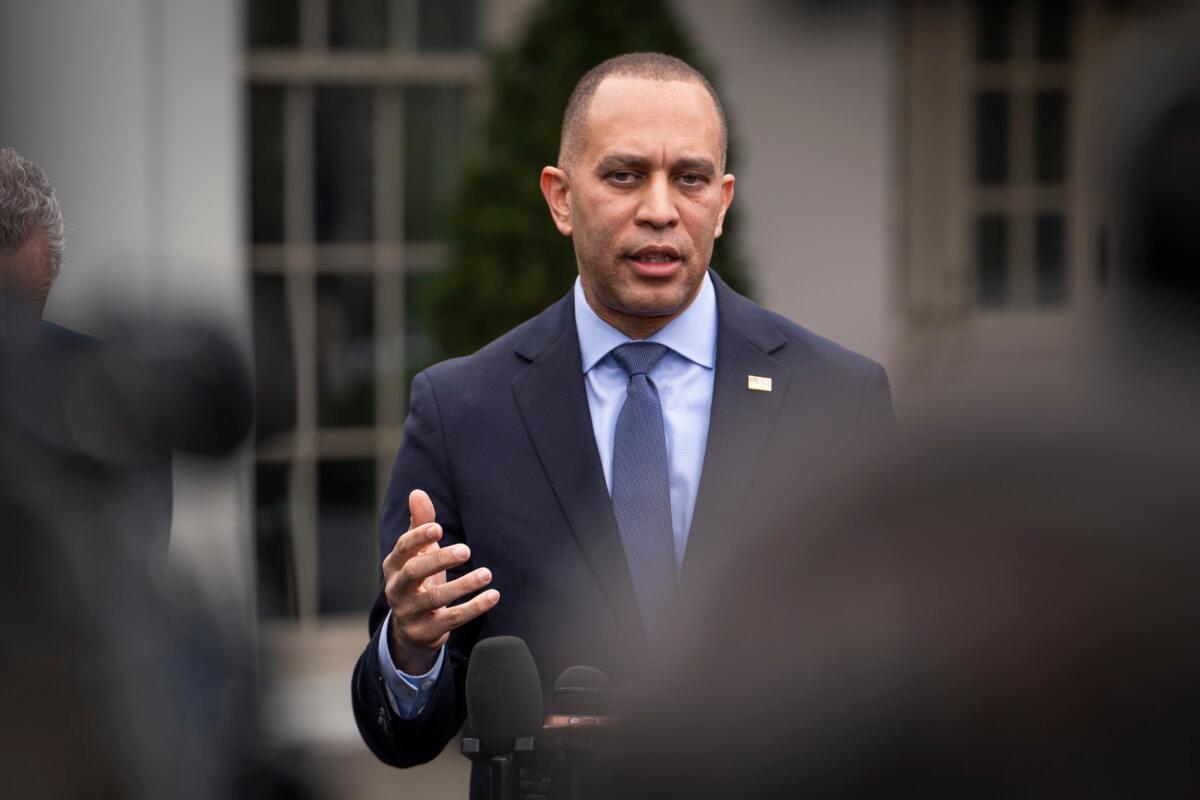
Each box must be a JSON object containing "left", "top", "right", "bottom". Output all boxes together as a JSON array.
[{"left": 574, "top": 271, "right": 717, "bottom": 373}]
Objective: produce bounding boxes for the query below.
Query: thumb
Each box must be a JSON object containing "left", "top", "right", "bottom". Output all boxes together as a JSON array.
[{"left": 408, "top": 489, "right": 436, "bottom": 529}]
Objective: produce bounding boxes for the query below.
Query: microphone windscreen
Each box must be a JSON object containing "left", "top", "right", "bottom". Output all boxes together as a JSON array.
[
  {"left": 137, "top": 321, "right": 253, "bottom": 456},
  {"left": 466, "top": 636, "right": 543, "bottom": 755},
  {"left": 3, "top": 317, "right": 252, "bottom": 461},
  {"left": 552, "top": 666, "right": 611, "bottom": 715}
]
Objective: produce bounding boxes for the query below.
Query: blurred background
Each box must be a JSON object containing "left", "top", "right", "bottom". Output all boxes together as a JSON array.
[{"left": 1, "top": 0, "right": 1196, "bottom": 796}]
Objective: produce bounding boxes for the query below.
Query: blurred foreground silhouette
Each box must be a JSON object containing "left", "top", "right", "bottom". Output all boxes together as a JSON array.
[
  {"left": 613, "top": 18, "right": 1200, "bottom": 799},
  {"left": 0, "top": 310, "right": 315, "bottom": 799}
]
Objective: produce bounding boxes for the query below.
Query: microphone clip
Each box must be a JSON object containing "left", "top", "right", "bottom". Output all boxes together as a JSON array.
[{"left": 459, "top": 735, "right": 536, "bottom": 759}]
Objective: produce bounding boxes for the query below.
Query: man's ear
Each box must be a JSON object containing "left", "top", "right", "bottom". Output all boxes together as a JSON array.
[
  {"left": 714, "top": 173, "right": 735, "bottom": 239},
  {"left": 540, "top": 166, "right": 573, "bottom": 237}
]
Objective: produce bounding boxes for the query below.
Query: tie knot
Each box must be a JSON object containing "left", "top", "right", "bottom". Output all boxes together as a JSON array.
[{"left": 610, "top": 342, "right": 670, "bottom": 378}]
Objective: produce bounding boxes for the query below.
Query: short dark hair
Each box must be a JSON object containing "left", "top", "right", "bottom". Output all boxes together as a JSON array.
[{"left": 558, "top": 52, "right": 727, "bottom": 169}]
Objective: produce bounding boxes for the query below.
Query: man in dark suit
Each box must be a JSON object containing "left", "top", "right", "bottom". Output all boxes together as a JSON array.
[{"left": 351, "top": 53, "right": 892, "bottom": 796}]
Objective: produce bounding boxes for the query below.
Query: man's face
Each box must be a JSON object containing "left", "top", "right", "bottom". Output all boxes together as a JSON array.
[
  {"left": 542, "top": 77, "right": 734, "bottom": 336},
  {"left": 0, "top": 232, "right": 52, "bottom": 319}
]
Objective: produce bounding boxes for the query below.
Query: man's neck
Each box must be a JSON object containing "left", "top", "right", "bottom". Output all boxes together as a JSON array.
[{"left": 581, "top": 286, "right": 700, "bottom": 340}]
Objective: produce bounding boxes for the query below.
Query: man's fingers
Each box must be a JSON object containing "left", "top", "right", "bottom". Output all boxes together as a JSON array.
[
  {"left": 397, "top": 543, "right": 471, "bottom": 589},
  {"left": 418, "top": 568, "right": 493, "bottom": 613},
  {"left": 384, "top": 522, "right": 442, "bottom": 571},
  {"left": 408, "top": 489, "right": 436, "bottom": 529},
  {"left": 400, "top": 584, "right": 499, "bottom": 645},
  {"left": 432, "top": 588, "right": 500, "bottom": 632}
]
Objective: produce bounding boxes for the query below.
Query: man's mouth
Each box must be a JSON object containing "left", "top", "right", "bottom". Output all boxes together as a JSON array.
[
  {"left": 630, "top": 246, "right": 680, "bottom": 261},
  {"left": 627, "top": 246, "right": 682, "bottom": 276}
]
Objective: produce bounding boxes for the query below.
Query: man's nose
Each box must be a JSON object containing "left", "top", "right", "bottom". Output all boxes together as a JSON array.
[{"left": 635, "top": 174, "right": 680, "bottom": 229}]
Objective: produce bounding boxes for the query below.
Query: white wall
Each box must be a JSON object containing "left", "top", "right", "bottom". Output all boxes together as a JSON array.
[
  {"left": 679, "top": 0, "right": 899, "bottom": 369},
  {"left": 0, "top": 0, "right": 252, "bottom": 621}
]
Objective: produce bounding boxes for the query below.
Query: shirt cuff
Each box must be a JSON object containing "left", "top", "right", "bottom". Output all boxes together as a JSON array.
[{"left": 375, "top": 612, "right": 445, "bottom": 719}]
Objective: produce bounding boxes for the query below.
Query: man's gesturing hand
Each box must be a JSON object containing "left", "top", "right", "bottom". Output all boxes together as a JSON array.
[{"left": 383, "top": 489, "right": 499, "bottom": 675}]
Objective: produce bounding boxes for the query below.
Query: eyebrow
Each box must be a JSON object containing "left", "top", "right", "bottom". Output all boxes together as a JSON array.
[
  {"left": 592, "top": 153, "right": 717, "bottom": 178},
  {"left": 674, "top": 157, "right": 716, "bottom": 177},
  {"left": 594, "top": 153, "right": 651, "bottom": 176}
]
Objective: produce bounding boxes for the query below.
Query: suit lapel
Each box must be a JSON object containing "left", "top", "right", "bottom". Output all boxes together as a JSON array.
[
  {"left": 682, "top": 274, "right": 791, "bottom": 581},
  {"left": 510, "top": 297, "right": 649, "bottom": 656}
]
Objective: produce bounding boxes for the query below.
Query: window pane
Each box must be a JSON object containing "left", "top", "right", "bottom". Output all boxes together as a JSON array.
[
  {"left": 1036, "top": 213, "right": 1066, "bottom": 305},
  {"left": 976, "top": 91, "right": 1009, "bottom": 185},
  {"left": 1036, "top": 0, "right": 1074, "bottom": 62},
  {"left": 317, "top": 274, "right": 376, "bottom": 427},
  {"left": 1035, "top": 90, "right": 1068, "bottom": 184},
  {"left": 315, "top": 87, "right": 375, "bottom": 242},
  {"left": 976, "top": 0, "right": 1013, "bottom": 62},
  {"left": 329, "top": 0, "right": 388, "bottom": 50},
  {"left": 404, "top": 269, "right": 442, "bottom": 397},
  {"left": 253, "top": 274, "right": 296, "bottom": 436},
  {"left": 247, "top": 0, "right": 299, "bottom": 48},
  {"left": 418, "top": 0, "right": 479, "bottom": 51},
  {"left": 318, "top": 459, "right": 378, "bottom": 615},
  {"left": 256, "top": 462, "right": 296, "bottom": 618},
  {"left": 976, "top": 215, "right": 1009, "bottom": 307},
  {"left": 404, "top": 87, "right": 468, "bottom": 240},
  {"left": 250, "top": 86, "right": 285, "bottom": 243}
]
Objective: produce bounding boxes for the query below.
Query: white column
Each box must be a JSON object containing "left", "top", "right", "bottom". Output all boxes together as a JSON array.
[{"left": 677, "top": 0, "right": 899, "bottom": 369}]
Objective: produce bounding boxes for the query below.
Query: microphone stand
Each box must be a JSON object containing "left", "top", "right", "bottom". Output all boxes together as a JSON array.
[
  {"left": 461, "top": 735, "right": 536, "bottom": 800},
  {"left": 541, "top": 717, "right": 615, "bottom": 800}
]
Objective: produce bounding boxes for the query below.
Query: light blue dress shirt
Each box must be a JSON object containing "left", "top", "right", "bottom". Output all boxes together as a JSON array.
[{"left": 378, "top": 272, "right": 718, "bottom": 718}]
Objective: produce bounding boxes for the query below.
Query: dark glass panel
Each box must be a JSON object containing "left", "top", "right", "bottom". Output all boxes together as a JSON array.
[
  {"left": 976, "top": 0, "right": 1013, "bottom": 62},
  {"left": 403, "top": 86, "right": 467, "bottom": 240},
  {"left": 315, "top": 87, "right": 375, "bottom": 242},
  {"left": 1036, "top": 0, "right": 1074, "bottom": 61},
  {"left": 403, "top": 269, "right": 442, "bottom": 403},
  {"left": 976, "top": 214, "right": 1009, "bottom": 307},
  {"left": 256, "top": 462, "right": 297, "bottom": 618},
  {"left": 316, "top": 274, "right": 376, "bottom": 427},
  {"left": 417, "top": 0, "right": 479, "bottom": 51},
  {"left": 318, "top": 459, "right": 378, "bottom": 615},
  {"left": 1035, "top": 90, "right": 1068, "bottom": 184},
  {"left": 1036, "top": 213, "right": 1066, "bottom": 305},
  {"left": 247, "top": 0, "right": 299, "bottom": 48},
  {"left": 253, "top": 274, "right": 296, "bottom": 437},
  {"left": 329, "top": 0, "right": 389, "bottom": 50},
  {"left": 250, "top": 86, "right": 285, "bottom": 243},
  {"left": 976, "top": 91, "right": 1010, "bottom": 185}
]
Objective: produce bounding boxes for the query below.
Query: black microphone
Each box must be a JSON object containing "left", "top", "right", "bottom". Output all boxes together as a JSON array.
[
  {"left": 545, "top": 666, "right": 616, "bottom": 736},
  {"left": 2, "top": 316, "right": 252, "bottom": 461},
  {"left": 553, "top": 666, "right": 611, "bottom": 715},
  {"left": 463, "top": 636, "right": 543, "bottom": 800}
]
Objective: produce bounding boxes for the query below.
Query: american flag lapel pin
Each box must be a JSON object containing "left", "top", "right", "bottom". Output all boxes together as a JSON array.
[{"left": 747, "top": 375, "right": 772, "bottom": 392}]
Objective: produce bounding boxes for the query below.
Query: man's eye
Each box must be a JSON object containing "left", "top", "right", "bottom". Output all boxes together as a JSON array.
[
  {"left": 678, "top": 174, "right": 706, "bottom": 186},
  {"left": 609, "top": 171, "right": 637, "bottom": 183}
]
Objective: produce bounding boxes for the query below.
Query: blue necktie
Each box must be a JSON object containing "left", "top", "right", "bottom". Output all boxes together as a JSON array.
[{"left": 609, "top": 342, "right": 676, "bottom": 640}]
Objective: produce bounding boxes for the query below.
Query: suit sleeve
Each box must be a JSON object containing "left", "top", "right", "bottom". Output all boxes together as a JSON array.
[{"left": 350, "top": 370, "right": 477, "bottom": 767}]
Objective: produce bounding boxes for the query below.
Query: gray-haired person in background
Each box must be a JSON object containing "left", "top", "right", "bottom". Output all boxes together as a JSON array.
[
  {"left": 0, "top": 147, "right": 297, "bottom": 798},
  {"left": 0, "top": 144, "right": 174, "bottom": 555},
  {"left": 0, "top": 146, "right": 65, "bottom": 322}
]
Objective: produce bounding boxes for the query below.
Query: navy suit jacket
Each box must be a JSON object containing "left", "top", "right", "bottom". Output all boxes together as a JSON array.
[{"left": 351, "top": 271, "right": 893, "bottom": 795}]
